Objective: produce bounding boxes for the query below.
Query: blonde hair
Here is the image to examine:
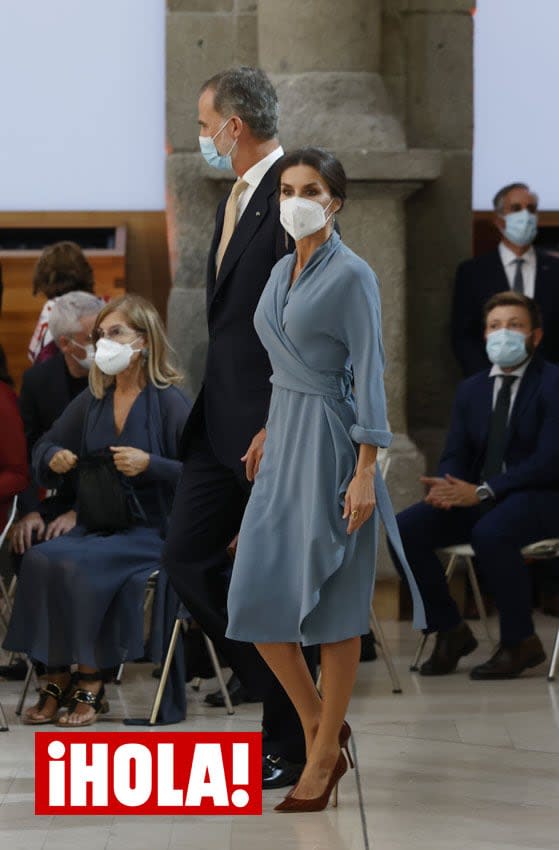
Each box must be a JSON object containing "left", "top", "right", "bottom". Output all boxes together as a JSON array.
[{"left": 89, "top": 294, "right": 183, "bottom": 399}]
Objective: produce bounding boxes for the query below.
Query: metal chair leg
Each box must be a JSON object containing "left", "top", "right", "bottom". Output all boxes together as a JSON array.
[
  {"left": 0, "top": 700, "right": 8, "bottom": 731},
  {"left": 149, "top": 617, "right": 182, "bottom": 725},
  {"left": 114, "top": 663, "right": 125, "bottom": 685},
  {"left": 548, "top": 627, "right": 559, "bottom": 682},
  {"left": 370, "top": 607, "right": 402, "bottom": 693},
  {"left": 409, "top": 633, "right": 428, "bottom": 672},
  {"left": 15, "top": 661, "right": 35, "bottom": 716},
  {"left": 202, "top": 632, "right": 235, "bottom": 715},
  {"left": 411, "top": 554, "right": 458, "bottom": 671},
  {"left": 465, "top": 556, "right": 495, "bottom": 646}
]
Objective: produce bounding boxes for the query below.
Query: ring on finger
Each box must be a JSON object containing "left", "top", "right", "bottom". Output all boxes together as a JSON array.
[{"left": 351, "top": 509, "right": 359, "bottom": 520}]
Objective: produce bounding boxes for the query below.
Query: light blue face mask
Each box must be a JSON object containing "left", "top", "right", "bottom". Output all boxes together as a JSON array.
[
  {"left": 503, "top": 209, "right": 538, "bottom": 247},
  {"left": 486, "top": 328, "right": 529, "bottom": 368},
  {"left": 198, "top": 118, "right": 236, "bottom": 170}
]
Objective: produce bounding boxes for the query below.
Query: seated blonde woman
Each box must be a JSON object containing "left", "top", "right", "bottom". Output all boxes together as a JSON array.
[{"left": 4, "top": 295, "right": 191, "bottom": 726}]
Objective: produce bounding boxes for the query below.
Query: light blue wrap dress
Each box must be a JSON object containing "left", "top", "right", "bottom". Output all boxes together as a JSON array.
[{"left": 226, "top": 232, "right": 426, "bottom": 645}]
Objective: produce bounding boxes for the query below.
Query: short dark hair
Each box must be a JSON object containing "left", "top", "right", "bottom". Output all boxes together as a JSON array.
[
  {"left": 32, "top": 241, "right": 94, "bottom": 298},
  {"left": 201, "top": 66, "right": 279, "bottom": 140},
  {"left": 277, "top": 147, "right": 347, "bottom": 208},
  {"left": 484, "top": 291, "right": 542, "bottom": 329},
  {"left": 492, "top": 182, "right": 530, "bottom": 213}
]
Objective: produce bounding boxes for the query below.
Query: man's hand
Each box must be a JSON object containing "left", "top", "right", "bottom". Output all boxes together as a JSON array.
[
  {"left": 48, "top": 449, "right": 78, "bottom": 475},
  {"left": 45, "top": 510, "right": 77, "bottom": 541},
  {"left": 421, "top": 474, "right": 480, "bottom": 509},
  {"left": 110, "top": 446, "right": 150, "bottom": 477},
  {"left": 10, "top": 512, "right": 46, "bottom": 554},
  {"left": 241, "top": 428, "right": 266, "bottom": 482}
]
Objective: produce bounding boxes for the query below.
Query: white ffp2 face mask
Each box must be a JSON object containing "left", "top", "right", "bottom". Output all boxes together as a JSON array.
[
  {"left": 94, "top": 337, "right": 142, "bottom": 376},
  {"left": 280, "top": 197, "right": 334, "bottom": 241},
  {"left": 71, "top": 342, "right": 95, "bottom": 371}
]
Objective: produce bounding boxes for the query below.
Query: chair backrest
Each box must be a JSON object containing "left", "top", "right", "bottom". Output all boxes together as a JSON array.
[
  {"left": 377, "top": 450, "right": 390, "bottom": 481},
  {"left": 0, "top": 495, "right": 18, "bottom": 549}
]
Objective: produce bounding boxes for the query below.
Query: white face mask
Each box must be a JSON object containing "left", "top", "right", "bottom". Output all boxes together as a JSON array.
[
  {"left": 94, "top": 337, "right": 142, "bottom": 376},
  {"left": 71, "top": 342, "right": 95, "bottom": 371},
  {"left": 280, "top": 197, "right": 335, "bottom": 242}
]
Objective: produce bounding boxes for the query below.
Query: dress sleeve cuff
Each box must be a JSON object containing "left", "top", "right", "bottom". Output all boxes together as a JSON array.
[{"left": 349, "top": 424, "right": 393, "bottom": 447}]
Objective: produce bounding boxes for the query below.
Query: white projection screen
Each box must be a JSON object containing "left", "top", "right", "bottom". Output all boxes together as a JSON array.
[
  {"left": 474, "top": 0, "right": 559, "bottom": 210},
  {"left": 0, "top": 0, "right": 165, "bottom": 211}
]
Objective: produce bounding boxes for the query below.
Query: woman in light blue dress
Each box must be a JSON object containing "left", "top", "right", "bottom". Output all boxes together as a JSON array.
[{"left": 226, "top": 148, "right": 426, "bottom": 811}]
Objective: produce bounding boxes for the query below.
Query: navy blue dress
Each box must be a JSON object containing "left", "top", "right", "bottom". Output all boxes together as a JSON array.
[{"left": 4, "top": 383, "right": 190, "bottom": 669}]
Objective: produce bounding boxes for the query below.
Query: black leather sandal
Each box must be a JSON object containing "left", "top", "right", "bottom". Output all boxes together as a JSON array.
[
  {"left": 23, "top": 668, "right": 73, "bottom": 725},
  {"left": 57, "top": 671, "right": 109, "bottom": 727}
]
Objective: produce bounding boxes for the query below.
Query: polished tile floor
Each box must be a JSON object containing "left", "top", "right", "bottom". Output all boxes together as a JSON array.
[{"left": 1, "top": 615, "right": 559, "bottom": 850}]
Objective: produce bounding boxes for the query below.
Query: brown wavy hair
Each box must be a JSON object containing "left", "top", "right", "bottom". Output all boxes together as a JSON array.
[
  {"left": 89, "top": 294, "right": 183, "bottom": 399},
  {"left": 32, "top": 241, "right": 94, "bottom": 297}
]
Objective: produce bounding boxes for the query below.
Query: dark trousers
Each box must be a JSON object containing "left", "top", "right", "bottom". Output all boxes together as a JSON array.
[
  {"left": 390, "top": 490, "right": 559, "bottom": 646},
  {"left": 163, "top": 429, "right": 316, "bottom": 763}
]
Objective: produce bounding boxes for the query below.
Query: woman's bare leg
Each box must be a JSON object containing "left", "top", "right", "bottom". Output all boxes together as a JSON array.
[
  {"left": 294, "top": 636, "right": 361, "bottom": 800},
  {"left": 254, "top": 642, "right": 322, "bottom": 758}
]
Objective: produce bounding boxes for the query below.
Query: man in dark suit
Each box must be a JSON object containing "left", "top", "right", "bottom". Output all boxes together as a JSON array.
[
  {"left": 391, "top": 292, "right": 559, "bottom": 679},
  {"left": 163, "top": 67, "right": 315, "bottom": 788},
  {"left": 452, "top": 182, "right": 559, "bottom": 376},
  {"left": 1, "top": 292, "right": 102, "bottom": 680},
  {"left": 11, "top": 291, "right": 103, "bottom": 554}
]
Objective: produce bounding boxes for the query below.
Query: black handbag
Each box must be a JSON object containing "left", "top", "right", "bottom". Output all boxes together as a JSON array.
[{"left": 77, "top": 449, "right": 139, "bottom": 533}]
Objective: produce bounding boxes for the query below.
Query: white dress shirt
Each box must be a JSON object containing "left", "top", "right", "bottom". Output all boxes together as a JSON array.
[
  {"left": 489, "top": 357, "right": 531, "bottom": 417},
  {"left": 498, "top": 241, "right": 536, "bottom": 299},
  {"left": 235, "top": 146, "right": 284, "bottom": 223}
]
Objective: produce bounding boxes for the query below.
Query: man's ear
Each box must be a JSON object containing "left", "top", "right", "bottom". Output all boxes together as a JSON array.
[
  {"left": 57, "top": 335, "right": 70, "bottom": 353},
  {"left": 493, "top": 211, "right": 504, "bottom": 233},
  {"left": 533, "top": 327, "right": 544, "bottom": 348}
]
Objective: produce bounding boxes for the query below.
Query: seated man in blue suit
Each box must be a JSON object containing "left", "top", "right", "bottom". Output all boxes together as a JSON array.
[
  {"left": 451, "top": 182, "right": 559, "bottom": 377},
  {"left": 392, "top": 291, "right": 559, "bottom": 679}
]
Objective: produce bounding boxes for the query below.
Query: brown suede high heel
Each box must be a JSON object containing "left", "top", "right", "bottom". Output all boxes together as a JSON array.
[{"left": 274, "top": 753, "right": 347, "bottom": 813}]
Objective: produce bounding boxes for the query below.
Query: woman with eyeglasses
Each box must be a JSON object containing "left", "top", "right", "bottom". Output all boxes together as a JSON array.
[{"left": 4, "top": 295, "right": 191, "bottom": 726}]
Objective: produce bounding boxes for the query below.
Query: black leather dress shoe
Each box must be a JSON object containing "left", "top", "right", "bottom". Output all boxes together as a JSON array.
[
  {"left": 204, "top": 674, "right": 261, "bottom": 707},
  {"left": 0, "top": 659, "right": 28, "bottom": 680},
  {"left": 470, "top": 634, "right": 546, "bottom": 680},
  {"left": 420, "top": 622, "right": 478, "bottom": 676},
  {"left": 360, "top": 630, "right": 377, "bottom": 662},
  {"left": 262, "top": 755, "right": 304, "bottom": 790}
]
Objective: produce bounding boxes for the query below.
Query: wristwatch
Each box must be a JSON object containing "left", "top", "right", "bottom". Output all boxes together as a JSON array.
[{"left": 475, "top": 483, "right": 495, "bottom": 504}]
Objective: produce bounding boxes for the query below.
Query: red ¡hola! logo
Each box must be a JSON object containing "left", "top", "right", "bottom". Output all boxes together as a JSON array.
[{"left": 35, "top": 732, "right": 262, "bottom": 815}]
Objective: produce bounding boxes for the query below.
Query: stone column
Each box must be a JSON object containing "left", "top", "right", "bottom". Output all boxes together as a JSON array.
[{"left": 256, "top": 0, "right": 443, "bottom": 553}]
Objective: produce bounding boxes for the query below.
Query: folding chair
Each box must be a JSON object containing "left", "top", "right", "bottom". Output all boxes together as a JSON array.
[
  {"left": 0, "top": 496, "right": 18, "bottom": 630},
  {"left": 410, "top": 543, "right": 495, "bottom": 672},
  {"left": 0, "top": 495, "right": 19, "bottom": 731},
  {"left": 121, "top": 570, "right": 235, "bottom": 721},
  {"left": 148, "top": 612, "right": 234, "bottom": 723},
  {"left": 519, "top": 538, "right": 559, "bottom": 683},
  {"left": 410, "top": 538, "right": 559, "bottom": 673}
]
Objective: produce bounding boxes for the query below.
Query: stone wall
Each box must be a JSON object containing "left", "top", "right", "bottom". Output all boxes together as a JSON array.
[{"left": 381, "top": 0, "right": 474, "bottom": 466}]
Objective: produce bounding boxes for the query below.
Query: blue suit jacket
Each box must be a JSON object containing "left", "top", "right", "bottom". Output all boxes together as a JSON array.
[
  {"left": 438, "top": 355, "right": 559, "bottom": 500},
  {"left": 451, "top": 249, "right": 559, "bottom": 376}
]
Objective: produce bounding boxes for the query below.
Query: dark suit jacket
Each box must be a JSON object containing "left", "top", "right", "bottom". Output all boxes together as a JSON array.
[
  {"left": 451, "top": 248, "right": 559, "bottom": 376},
  {"left": 18, "top": 352, "right": 87, "bottom": 516},
  {"left": 438, "top": 355, "right": 559, "bottom": 501},
  {"left": 180, "top": 160, "right": 292, "bottom": 469}
]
